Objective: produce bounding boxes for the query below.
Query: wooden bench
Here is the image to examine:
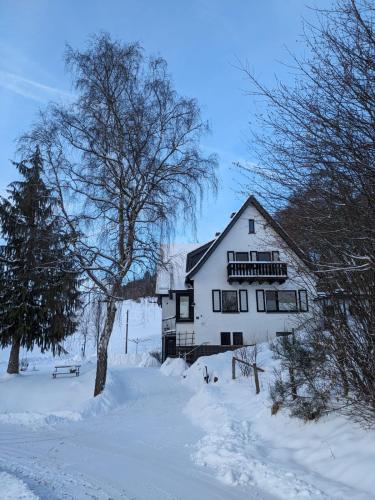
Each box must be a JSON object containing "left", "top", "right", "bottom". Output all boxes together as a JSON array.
[{"left": 52, "top": 365, "right": 81, "bottom": 378}]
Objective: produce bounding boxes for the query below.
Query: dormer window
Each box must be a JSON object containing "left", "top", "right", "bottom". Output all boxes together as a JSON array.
[{"left": 248, "top": 219, "right": 255, "bottom": 233}]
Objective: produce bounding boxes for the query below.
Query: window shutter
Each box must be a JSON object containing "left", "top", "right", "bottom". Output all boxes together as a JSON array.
[
  {"left": 298, "top": 290, "right": 309, "bottom": 312},
  {"left": 272, "top": 251, "right": 280, "bottom": 261},
  {"left": 239, "top": 290, "right": 248, "bottom": 312},
  {"left": 227, "top": 251, "right": 235, "bottom": 262},
  {"left": 212, "top": 290, "right": 221, "bottom": 312},
  {"left": 256, "top": 290, "right": 265, "bottom": 312},
  {"left": 250, "top": 251, "right": 257, "bottom": 261}
]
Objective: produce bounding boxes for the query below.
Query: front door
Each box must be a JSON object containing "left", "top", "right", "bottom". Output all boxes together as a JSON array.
[{"left": 164, "top": 335, "right": 176, "bottom": 360}]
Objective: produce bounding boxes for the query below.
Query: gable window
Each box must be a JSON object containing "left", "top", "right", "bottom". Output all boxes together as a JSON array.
[
  {"left": 221, "top": 332, "right": 231, "bottom": 345},
  {"left": 236, "top": 252, "right": 249, "bottom": 261},
  {"left": 257, "top": 251, "right": 272, "bottom": 262},
  {"left": 176, "top": 292, "right": 194, "bottom": 321},
  {"left": 233, "top": 332, "right": 243, "bottom": 345},
  {"left": 248, "top": 219, "right": 255, "bottom": 233},
  {"left": 222, "top": 290, "right": 238, "bottom": 313},
  {"left": 264, "top": 290, "right": 298, "bottom": 312},
  {"left": 239, "top": 290, "right": 248, "bottom": 312},
  {"left": 212, "top": 290, "right": 221, "bottom": 312},
  {"left": 298, "top": 290, "right": 309, "bottom": 312}
]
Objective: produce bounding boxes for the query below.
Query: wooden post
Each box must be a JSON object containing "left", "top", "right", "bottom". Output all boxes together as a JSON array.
[
  {"left": 232, "top": 357, "right": 236, "bottom": 380},
  {"left": 125, "top": 309, "right": 129, "bottom": 354},
  {"left": 253, "top": 363, "right": 260, "bottom": 394}
]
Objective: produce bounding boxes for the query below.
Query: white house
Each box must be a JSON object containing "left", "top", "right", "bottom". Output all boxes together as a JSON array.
[{"left": 156, "top": 196, "right": 316, "bottom": 362}]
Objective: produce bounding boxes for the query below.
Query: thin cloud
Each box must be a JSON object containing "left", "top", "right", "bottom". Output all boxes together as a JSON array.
[{"left": 0, "top": 69, "right": 73, "bottom": 103}]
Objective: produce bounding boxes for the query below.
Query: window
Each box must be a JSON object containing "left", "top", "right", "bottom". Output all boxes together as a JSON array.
[
  {"left": 176, "top": 292, "right": 194, "bottom": 321},
  {"left": 212, "top": 290, "right": 221, "bottom": 312},
  {"left": 265, "top": 290, "right": 278, "bottom": 311},
  {"left": 222, "top": 290, "right": 238, "bottom": 312},
  {"left": 256, "top": 290, "right": 265, "bottom": 312},
  {"left": 278, "top": 291, "right": 298, "bottom": 312},
  {"left": 298, "top": 290, "right": 308, "bottom": 312},
  {"left": 257, "top": 252, "right": 272, "bottom": 262},
  {"left": 236, "top": 252, "right": 249, "bottom": 261},
  {"left": 239, "top": 290, "right": 248, "bottom": 312},
  {"left": 250, "top": 251, "right": 258, "bottom": 261},
  {"left": 233, "top": 332, "right": 243, "bottom": 345},
  {"left": 264, "top": 290, "right": 298, "bottom": 312},
  {"left": 179, "top": 296, "right": 190, "bottom": 319},
  {"left": 221, "top": 332, "right": 231, "bottom": 345},
  {"left": 248, "top": 219, "right": 255, "bottom": 233}
]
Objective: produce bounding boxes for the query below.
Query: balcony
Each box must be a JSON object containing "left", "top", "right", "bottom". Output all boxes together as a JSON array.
[{"left": 227, "top": 261, "right": 288, "bottom": 284}]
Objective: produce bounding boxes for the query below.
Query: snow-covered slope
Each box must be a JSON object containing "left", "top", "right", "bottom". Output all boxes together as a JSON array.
[
  {"left": 163, "top": 348, "right": 375, "bottom": 499},
  {"left": 0, "top": 297, "right": 161, "bottom": 367}
]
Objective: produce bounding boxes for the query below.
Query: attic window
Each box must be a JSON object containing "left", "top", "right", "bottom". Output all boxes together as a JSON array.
[{"left": 249, "top": 219, "right": 255, "bottom": 234}]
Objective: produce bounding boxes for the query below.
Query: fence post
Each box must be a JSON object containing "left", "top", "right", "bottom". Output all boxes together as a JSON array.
[
  {"left": 232, "top": 357, "right": 236, "bottom": 380},
  {"left": 253, "top": 363, "right": 260, "bottom": 394}
]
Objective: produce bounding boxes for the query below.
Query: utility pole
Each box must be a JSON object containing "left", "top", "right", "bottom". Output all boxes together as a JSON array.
[{"left": 125, "top": 309, "right": 129, "bottom": 354}]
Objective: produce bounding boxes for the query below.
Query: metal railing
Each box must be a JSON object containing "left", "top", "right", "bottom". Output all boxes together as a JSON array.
[{"left": 176, "top": 332, "right": 195, "bottom": 347}]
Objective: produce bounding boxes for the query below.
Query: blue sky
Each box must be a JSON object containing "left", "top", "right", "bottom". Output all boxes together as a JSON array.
[{"left": 0, "top": 0, "right": 330, "bottom": 242}]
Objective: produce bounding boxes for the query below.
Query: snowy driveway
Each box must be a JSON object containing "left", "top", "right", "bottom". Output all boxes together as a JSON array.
[{"left": 0, "top": 367, "right": 271, "bottom": 500}]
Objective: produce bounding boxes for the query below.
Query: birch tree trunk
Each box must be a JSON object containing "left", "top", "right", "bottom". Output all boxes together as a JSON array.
[
  {"left": 7, "top": 336, "right": 21, "bottom": 374},
  {"left": 94, "top": 299, "right": 117, "bottom": 397}
]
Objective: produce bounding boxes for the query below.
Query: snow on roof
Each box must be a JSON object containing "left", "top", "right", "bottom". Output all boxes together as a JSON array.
[{"left": 155, "top": 243, "right": 203, "bottom": 294}]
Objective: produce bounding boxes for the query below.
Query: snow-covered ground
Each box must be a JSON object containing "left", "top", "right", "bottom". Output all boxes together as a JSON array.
[
  {"left": 0, "top": 471, "right": 38, "bottom": 500},
  {"left": 1, "top": 299, "right": 375, "bottom": 499}
]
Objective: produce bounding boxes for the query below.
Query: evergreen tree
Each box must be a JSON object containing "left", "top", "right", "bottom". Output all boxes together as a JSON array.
[{"left": 0, "top": 148, "right": 81, "bottom": 374}]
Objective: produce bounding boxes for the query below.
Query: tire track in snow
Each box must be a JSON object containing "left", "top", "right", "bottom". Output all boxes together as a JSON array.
[{"left": 0, "top": 427, "right": 130, "bottom": 499}]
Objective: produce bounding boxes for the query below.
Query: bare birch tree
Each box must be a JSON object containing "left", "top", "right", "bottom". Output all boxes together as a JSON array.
[{"left": 24, "top": 35, "right": 217, "bottom": 396}]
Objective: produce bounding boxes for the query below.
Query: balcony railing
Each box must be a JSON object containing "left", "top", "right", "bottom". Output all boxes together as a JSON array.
[{"left": 227, "top": 261, "right": 288, "bottom": 283}]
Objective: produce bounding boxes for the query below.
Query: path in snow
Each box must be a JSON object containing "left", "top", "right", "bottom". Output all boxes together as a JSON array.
[{"left": 0, "top": 367, "right": 274, "bottom": 500}]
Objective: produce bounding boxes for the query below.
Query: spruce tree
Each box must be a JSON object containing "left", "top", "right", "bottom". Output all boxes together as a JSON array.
[{"left": 0, "top": 147, "right": 81, "bottom": 374}]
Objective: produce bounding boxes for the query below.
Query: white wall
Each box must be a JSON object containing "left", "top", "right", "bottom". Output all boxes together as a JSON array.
[{"left": 192, "top": 204, "right": 316, "bottom": 345}]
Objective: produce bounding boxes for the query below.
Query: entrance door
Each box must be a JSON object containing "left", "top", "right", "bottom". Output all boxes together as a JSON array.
[{"left": 164, "top": 335, "right": 176, "bottom": 360}]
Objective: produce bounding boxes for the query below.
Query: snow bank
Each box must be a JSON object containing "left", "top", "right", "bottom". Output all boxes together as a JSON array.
[
  {"left": 182, "top": 344, "right": 375, "bottom": 499},
  {"left": 160, "top": 357, "right": 188, "bottom": 377},
  {"left": 0, "top": 298, "right": 162, "bottom": 427},
  {"left": 108, "top": 352, "right": 160, "bottom": 368},
  {"left": 0, "top": 351, "right": 162, "bottom": 427},
  {"left": 0, "top": 471, "right": 38, "bottom": 500}
]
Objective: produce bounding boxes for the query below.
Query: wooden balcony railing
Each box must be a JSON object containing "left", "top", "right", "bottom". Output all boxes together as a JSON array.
[{"left": 227, "top": 261, "right": 288, "bottom": 283}]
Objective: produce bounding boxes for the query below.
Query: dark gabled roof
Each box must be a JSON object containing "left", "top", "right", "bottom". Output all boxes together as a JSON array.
[
  {"left": 185, "top": 195, "right": 313, "bottom": 280},
  {"left": 186, "top": 240, "right": 214, "bottom": 272}
]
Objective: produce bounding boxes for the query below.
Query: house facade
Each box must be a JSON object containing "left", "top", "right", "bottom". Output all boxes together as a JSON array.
[{"left": 156, "top": 196, "right": 316, "bottom": 362}]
